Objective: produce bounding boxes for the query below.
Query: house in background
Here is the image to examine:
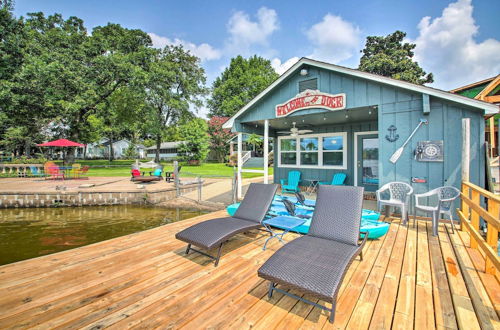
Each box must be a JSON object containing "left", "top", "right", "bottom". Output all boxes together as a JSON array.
[
  {"left": 450, "top": 75, "right": 500, "bottom": 158},
  {"left": 84, "top": 139, "right": 145, "bottom": 159},
  {"left": 145, "top": 141, "right": 184, "bottom": 160}
]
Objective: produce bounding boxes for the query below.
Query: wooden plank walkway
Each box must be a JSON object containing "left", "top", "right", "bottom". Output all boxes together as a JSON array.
[{"left": 0, "top": 210, "right": 499, "bottom": 329}]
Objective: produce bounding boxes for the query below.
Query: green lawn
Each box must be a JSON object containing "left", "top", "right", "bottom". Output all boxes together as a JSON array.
[{"left": 63, "top": 161, "right": 272, "bottom": 179}]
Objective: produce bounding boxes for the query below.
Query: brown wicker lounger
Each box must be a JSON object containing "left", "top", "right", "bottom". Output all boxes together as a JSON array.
[
  {"left": 175, "top": 183, "right": 278, "bottom": 266},
  {"left": 258, "top": 185, "right": 367, "bottom": 323}
]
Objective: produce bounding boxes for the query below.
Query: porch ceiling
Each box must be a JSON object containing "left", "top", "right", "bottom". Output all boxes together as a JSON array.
[{"left": 242, "top": 105, "right": 378, "bottom": 131}]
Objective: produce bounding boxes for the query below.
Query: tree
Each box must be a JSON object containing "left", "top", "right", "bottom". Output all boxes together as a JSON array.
[
  {"left": 1, "top": 12, "right": 153, "bottom": 158},
  {"left": 94, "top": 85, "right": 146, "bottom": 161},
  {"left": 358, "top": 31, "right": 433, "bottom": 85},
  {"left": 208, "top": 55, "right": 278, "bottom": 117},
  {"left": 143, "top": 45, "right": 207, "bottom": 162},
  {"left": 207, "top": 116, "right": 234, "bottom": 162},
  {"left": 247, "top": 133, "right": 263, "bottom": 153},
  {"left": 178, "top": 118, "right": 209, "bottom": 164}
]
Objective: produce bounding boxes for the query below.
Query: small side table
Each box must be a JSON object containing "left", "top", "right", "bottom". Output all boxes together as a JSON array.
[
  {"left": 262, "top": 216, "right": 306, "bottom": 250},
  {"left": 304, "top": 179, "right": 319, "bottom": 195}
]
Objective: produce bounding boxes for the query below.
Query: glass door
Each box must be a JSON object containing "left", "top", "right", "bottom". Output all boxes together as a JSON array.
[{"left": 356, "top": 134, "right": 379, "bottom": 191}]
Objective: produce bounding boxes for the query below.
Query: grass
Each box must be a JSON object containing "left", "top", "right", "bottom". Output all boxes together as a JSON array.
[{"left": 66, "top": 161, "right": 272, "bottom": 179}]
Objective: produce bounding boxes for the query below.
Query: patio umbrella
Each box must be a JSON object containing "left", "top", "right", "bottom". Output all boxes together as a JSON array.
[
  {"left": 37, "top": 139, "right": 85, "bottom": 163},
  {"left": 37, "top": 139, "right": 85, "bottom": 147}
]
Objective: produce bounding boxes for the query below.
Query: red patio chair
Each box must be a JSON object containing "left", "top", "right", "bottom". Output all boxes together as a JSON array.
[
  {"left": 45, "top": 165, "right": 65, "bottom": 180},
  {"left": 77, "top": 165, "right": 90, "bottom": 179}
]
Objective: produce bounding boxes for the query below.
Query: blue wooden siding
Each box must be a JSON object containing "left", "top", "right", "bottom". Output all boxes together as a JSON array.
[{"left": 236, "top": 66, "right": 486, "bottom": 192}]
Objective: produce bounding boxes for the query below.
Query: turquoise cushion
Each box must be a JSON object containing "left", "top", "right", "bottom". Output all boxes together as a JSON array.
[{"left": 153, "top": 169, "right": 162, "bottom": 176}]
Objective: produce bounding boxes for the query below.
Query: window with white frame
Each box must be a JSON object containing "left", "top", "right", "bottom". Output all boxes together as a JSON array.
[{"left": 278, "top": 132, "right": 347, "bottom": 169}]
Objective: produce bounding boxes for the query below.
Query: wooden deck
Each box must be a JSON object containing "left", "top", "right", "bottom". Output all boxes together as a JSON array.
[{"left": 0, "top": 210, "right": 498, "bottom": 329}]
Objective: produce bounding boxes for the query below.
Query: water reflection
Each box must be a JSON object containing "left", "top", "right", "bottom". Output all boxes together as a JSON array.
[{"left": 0, "top": 205, "right": 206, "bottom": 265}]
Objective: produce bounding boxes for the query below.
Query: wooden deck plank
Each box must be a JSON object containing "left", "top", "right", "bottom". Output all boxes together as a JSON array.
[
  {"left": 437, "top": 223, "right": 481, "bottom": 330},
  {"left": 392, "top": 218, "right": 417, "bottom": 329},
  {"left": 345, "top": 221, "right": 399, "bottom": 329},
  {"left": 414, "top": 221, "right": 436, "bottom": 330},
  {"left": 446, "top": 225, "right": 500, "bottom": 329},
  {"left": 54, "top": 235, "right": 268, "bottom": 329},
  {"left": 323, "top": 224, "right": 390, "bottom": 329},
  {"left": 0, "top": 211, "right": 497, "bottom": 329},
  {"left": 426, "top": 221, "right": 458, "bottom": 330},
  {"left": 457, "top": 229, "right": 500, "bottom": 316},
  {"left": 368, "top": 222, "right": 408, "bottom": 329}
]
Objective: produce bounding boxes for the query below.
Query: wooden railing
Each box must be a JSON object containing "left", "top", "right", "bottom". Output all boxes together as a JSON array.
[{"left": 457, "top": 181, "right": 500, "bottom": 276}]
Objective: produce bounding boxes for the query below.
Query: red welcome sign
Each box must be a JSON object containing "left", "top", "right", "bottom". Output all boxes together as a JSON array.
[{"left": 275, "top": 90, "right": 346, "bottom": 118}]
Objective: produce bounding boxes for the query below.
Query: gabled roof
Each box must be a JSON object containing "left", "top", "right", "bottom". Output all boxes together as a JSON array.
[
  {"left": 223, "top": 58, "right": 499, "bottom": 129},
  {"left": 450, "top": 76, "right": 497, "bottom": 93}
]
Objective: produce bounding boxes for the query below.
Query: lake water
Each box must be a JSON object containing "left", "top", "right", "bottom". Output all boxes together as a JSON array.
[{"left": 0, "top": 205, "right": 207, "bottom": 265}]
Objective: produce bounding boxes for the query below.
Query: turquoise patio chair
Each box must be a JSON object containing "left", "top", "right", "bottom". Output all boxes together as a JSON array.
[
  {"left": 280, "top": 171, "right": 301, "bottom": 194},
  {"left": 29, "top": 166, "right": 45, "bottom": 177},
  {"left": 319, "top": 173, "right": 347, "bottom": 185}
]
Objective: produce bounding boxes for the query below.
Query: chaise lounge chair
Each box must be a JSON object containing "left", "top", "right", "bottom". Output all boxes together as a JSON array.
[
  {"left": 258, "top": 185, "right": 367, "bottom": 323},
  {"left": 175, "top": 183, "right": 278, "bottom": 266}
]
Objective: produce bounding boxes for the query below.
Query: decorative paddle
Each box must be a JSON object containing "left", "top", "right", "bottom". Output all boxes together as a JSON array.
[{"left": 389, "top": 118, "right": 428, "bottom": 164}]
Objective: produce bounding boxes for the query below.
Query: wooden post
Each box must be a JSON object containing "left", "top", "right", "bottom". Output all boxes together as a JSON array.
[
  {"left": 263, "top": 119, "right": 269, "bottom": 184},
  {"left": 460, "top": 183, "right": 470, "bottom": 231},
  {"left": 237, "top": 133, "right": 242, "bottom": 200},
  {"left": 462, "top": 118, "right": 470, "bottom": 182},
  {"left": 470, "top": 189, "right": 480, "bottom": 249},
  {"left": 489, "top": 117, "right": 496, "bottom": 157},
  {"left": 485, "top": 200, "right": 499, "bottom": 274},
  {"left": 174, "top": 160, "right": 179, "bottom": 197},
  {"left": 461, "top": 118, "right": 471, "bottom": 231}
]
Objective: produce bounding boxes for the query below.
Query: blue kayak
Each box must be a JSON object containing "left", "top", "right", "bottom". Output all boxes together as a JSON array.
[{"left": 226, "top": 198, "right": 389, "bottom": 239}]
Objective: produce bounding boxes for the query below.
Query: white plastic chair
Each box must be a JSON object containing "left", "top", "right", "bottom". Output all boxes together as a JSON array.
[
  {"left": 413, "top": 186, "right": 460, "bottom": 236},
  {"left": 376, "top": 182, "right": 413, "bottom": 225}
]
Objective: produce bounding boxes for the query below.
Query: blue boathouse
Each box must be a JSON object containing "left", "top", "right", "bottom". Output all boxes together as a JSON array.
[{"left": 223, "top": 58, "right": 499, "bottom": 198}]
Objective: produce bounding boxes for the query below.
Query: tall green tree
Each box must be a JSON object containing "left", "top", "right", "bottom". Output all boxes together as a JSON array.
[
  {"left": 94, "top": 85, "right": 147, "bottom": 161},
  {"left": 358, "top": 31, "right": 433, "bottom": 85},
  {"left": 208, "top": 55, "right": 278, "bottom": 117},
  {"left": 178, "top": 118, "right": 209, "bottom": 164},
  {"left": 2, "top": 12, "right": 153, "bottom": 158},
  {"left": 143, "top": 45, "right": 206, "bottom": 163}
]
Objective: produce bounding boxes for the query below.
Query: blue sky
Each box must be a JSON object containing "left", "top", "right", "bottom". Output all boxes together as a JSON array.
[{"left": 14, "top": 0, "right": 500, "bottom": 111}]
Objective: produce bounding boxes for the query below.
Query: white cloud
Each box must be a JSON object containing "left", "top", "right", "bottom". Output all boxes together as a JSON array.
[
  {"left": 226, "top": 7, "right": 279, "bottom": 54},
  {"left": 306, "top": 14, "right": 361, "bottom": 64},
  {"left": 148, "top": 32, "right": 221, "bottom": 62},
  {"left": 271, "top": 57, "right": 300, "bottom": 75},
  {"left": 412, "top": 0, "right": 500, "bottom": 89}
]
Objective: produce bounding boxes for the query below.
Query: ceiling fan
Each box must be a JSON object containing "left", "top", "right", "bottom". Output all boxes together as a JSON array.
[{"left": 277, "top": 122, "right": 313, "bottom": 137}]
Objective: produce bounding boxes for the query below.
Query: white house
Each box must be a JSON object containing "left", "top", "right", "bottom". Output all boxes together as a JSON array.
[
  {"left": 145, "top": 141, "right": 184, "bottom": 160},
  {"left": 84, "top": 139, "right": 145, "bottom": 159}
]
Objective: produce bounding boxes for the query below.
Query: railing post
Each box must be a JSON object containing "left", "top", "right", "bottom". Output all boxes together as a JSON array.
[
  {"left": 470, "top": 189, "right": 480, "bottom": 249},
  {"left": 486, "top": 200, "right": 499, "bottom": 275},
  {"left": 174, "top": 161, "right": 179, "bottom": 197},
  {"left": 460, "top": 183, "right": 470, "bottom": 231}
]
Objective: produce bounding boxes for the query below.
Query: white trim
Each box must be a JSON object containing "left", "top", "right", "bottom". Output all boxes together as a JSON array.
[
  {"left": 241, "top": 169, "right": 265, "bottom": 173},
  {"left": 237, "top": 133, "right": 242, "bottom": 199},
  {"left": 223, "top": 58, "right": 498, "bottom": 129},
  {"left": 277, "top": 132, "right": 348, "bottom": 170},
  {"left": 263, "top": 119, "right": 269, "bottom": 184},
  {"left": 354, "top": 131, "right": 379, "bottom": 187}
]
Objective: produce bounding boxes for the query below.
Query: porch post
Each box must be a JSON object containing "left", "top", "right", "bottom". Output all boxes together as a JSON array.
[
  {"left": 263, "top": 120, "right": 269, "bottom": 184},
  {"left": 237, "top": 133, "right": 243, "bottom": 199}
]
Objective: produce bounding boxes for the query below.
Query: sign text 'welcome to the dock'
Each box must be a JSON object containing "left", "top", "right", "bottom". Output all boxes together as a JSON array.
[{"left": 275, "top": 90, "right": 346, "bottom": 118}]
